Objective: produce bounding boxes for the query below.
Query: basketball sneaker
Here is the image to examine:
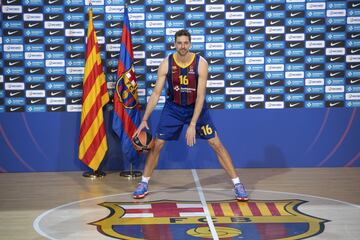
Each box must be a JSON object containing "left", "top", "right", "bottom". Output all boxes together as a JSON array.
[
  {"left": 234, "top": 183, "right": 249, "bottom": 201},
  {"left": 133, "top": 181, "right": 148, "bottom": 199}
]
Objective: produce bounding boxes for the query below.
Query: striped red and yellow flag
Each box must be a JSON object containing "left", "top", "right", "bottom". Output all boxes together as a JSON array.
[{"left": 78, "top": 7, "right": 109, "bottom": 170}]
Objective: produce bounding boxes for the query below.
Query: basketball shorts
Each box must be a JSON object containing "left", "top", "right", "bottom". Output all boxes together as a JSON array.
[{"left": 156, "top": 101, "right": 217, "bottom": 141}]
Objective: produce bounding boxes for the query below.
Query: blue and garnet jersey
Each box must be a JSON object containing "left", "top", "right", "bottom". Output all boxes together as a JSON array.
[{"left": 166, "top": 53, "right": 201, "bottom": 106}]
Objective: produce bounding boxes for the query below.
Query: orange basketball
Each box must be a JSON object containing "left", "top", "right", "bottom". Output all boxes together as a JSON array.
[{"left": 132, "top": 130, "right": 154, "bottom": 152}]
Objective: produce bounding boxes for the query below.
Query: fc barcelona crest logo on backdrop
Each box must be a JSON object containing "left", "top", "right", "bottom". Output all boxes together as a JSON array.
[
  {"left": 91, "top": 199, "right": 329, "bottom": 239},
  {"left": 115, "top": 65, "right": 138, "bottom": 109}
]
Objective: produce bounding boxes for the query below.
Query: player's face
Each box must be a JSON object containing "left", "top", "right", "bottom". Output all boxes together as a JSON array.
[{"left": 174, "top": 35, "right": 191, "bottom": 56}]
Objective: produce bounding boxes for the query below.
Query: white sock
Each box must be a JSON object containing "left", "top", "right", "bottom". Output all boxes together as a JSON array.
[
  {"left": 232, "top": 177, "right": 241, "bottom": 185},
  {"left": 142, "top": 176, "right": 150, "bottom": 184}
]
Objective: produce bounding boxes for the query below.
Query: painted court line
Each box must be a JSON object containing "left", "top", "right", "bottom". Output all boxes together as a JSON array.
[{"left": 191, "top": 169, "right": 219, "bottom": 240}]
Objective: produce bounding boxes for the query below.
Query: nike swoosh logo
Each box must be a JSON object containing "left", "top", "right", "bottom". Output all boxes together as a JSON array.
[
  {"left": 151, "top": 83, "right": 156, "bottom": 87},
  {"left": 150, "top": 7, "right": 160, "bottom": 11},
  {"left": 290, "top": 43, "right": 301, "bottom": 47},
  {"left": 10, "top": 92, "right": 20, "bottom": 97},
  {"left": 7, "top": 15, "right": 18, "bottom": 20},
  {"left": 250, "top": 103, "right": 260, "bottom": 108},
  {"left": 290, "top": 12, "right": 301, "bottom": 17},
  {"left": 351, "top": 49, "right": 360, "bottom": 53},
  {"left": 28, "top": 7, "right": 39, "bottom": 12},
  {"left": 48, "top": 0, "right": 59, "bottom": 4},
  {"left": 310, "top": 19, "right": 321, "bottom": 24},
  {"left": 210, "top": 59, "right": 221, "bottom": 64},
  {"left": 289, "top": 88, "right": 300, "bottom": 93},
  {"left": 330, "top": 72, "right": 340, "bottom": 77},
  {"left": 270, "top": 20, "right": 280, "bottom": 25},
  {"left": 151, "top": 53, "right": 161, "bottom": 57},
  {"left": 190, "top": 22, "right": 201, "bottom": 27},
  {"left": 330, "top": 57, "right": 341, "bottom": 61},
  {"left": 309, "top": 95, "right": 320, "bottom": 100},
  {"left": 170, "top": 14, "right": 180, "bottom": 19},
  {"left": 250, "top": 89, "right": 260, "bottom": 93},
  {"left": 150, "top": 37, "right": 161, "bottom": 42},
  {"left": 71, "top": 84, "right": 81, "bottom": 88},
  {"left": 270, "top": 81, "right": 280, "bottom": 86},
  {"left": 250, "top": 74, "right": 260, "bottom": 78},
  {"left": 210, "top": 104, "right": 221, "bottom": 109},
  {"left": 130, "top": 0, "right": 140, "bottom": 3},
  {"left": 290, "top": 27, "right": 301, "bottom": 32},
  {"left": 210, "top": 29, "right": 221, "bottom": 34},
  {"left": 230, "top": 21, "right": 241, "bottom": 26},
  {"left": 230, "top": 81, "right": 240, "bottom": 86},
  {"left": 131, "top": 30, "right": 142, "bottom": 34},
  {"left": 9, "top": 61, "right": 20, "bottom": 66},
  {"left": 31, "top": 99, "right": 42, "bottom": 104},
  {"left": 49, "top": 31, "right": 60, "bottom": 35},
  {"left": 351, "top": 33, "right": 360, "bottom": 38},
  {"left": 230, "top": 66, "right": 241, "bottom": 71},
  {"left": 310, "top": 50, "right": 320, "bottom": 54},
  {"left": 310, "top": 65, "right": 320, "bottom": 70},
  {"left": 210, "top": 14, "right": 221, "bottom": 18},
  {"left": 270, "top": 35, "right": 280, "bottom": 40},
  {"left": 270, "top": 51, "right": 280, "bottom": 56},
  {"left": 30, "top": 84, "right": 40, "bottom": 89},
  {"left": 51, "top": 106, "right": 62, "bottom": 111},
  {"left": 50, "top": 92, "right": 61, "bottom": 96},
  {"left": 110, "top": 23, "right": 121, "bottom": 27},
  {"left": 230, "top": 96, "right": 241, "bottom": 101},
  {"left": 270, "top": 5, "right": 280, "bottom": 10},
  {"left": 210, "top": 89, "right": 221, "bottom": 94},
  {"left": 7, "top": 0, "right": 16, "bottom": 3},
  {"left": 69, "top": 7, "right": 80, "bottom": 12},
  {"left": 331, "top": 26, "right": 342, "bottom": 31},
  {"left": 330, "top": 102, "right": 341, "bottom": 107},
  {"left": 133, "top": 45, "right": 142, "bottom": 50},
  {"left": 351, "top": 64, "right": 360, "bottom": 69},
  {"left": 290, "top": 58, "right": 301, "bottom": 63},
  {"left": 250, "top": 43, "right": 260, "bottom": 48},
  {"left": 352, "top": 3, "right": 360, "bottom": 7},
  {"left": 230, "top": 6, "right": 241, "bottom": 11},
  {"left": 50, "top": 46, "right": 61, "bottom": 50},
  {"left": 190, "top": 6, "right": 201, "bottom": 11},
  {"left": 350, "top": 79, "right": 360, "bottom": 84},
  {"left": 70, "top": 23, "right": 80, "bottom": 28},
  {"left": 330, "top": 42, "right": 341, "bottom": 47},
  {"left": 250, "top": 28, "right": 261, "bottom": 33},
  {"left": 250, "top": 13, "right": 261, "bottom": 18},
  {"left": 29, "top": 38, "right": 40, "bottom": 43},
  {"left": 170, "top": 0, "right": 178, "bottom": 3},
  {"left": 111, "top": 69, "right": 117, "bottom": 73},
  {"left": 134, "top": 60, "right": 142, "bottom": 65},
  {"left": 151, "top": 68, "right": 158, "bottom": 72},
  {"left": 110, "top": 38, "right": 120, "bottom": 43},
  {"left": 210, "top": 74, "right": 220, "bottom": 79},
  {"left": 289, "top": 103, "right": 300, "bottom": 107},
  {"left": 10, "top": 77, "right": 20, "bottom": 81},
  {"left": 71, "top": 99, "right": 81, "bottom": 103},
  {"left": 70, "top": 38, "right": 80, "bottom": 43},
  {"left": 310, "top": 35, "right": 320, "bottom": 40},
  {"left": 70, "top": 53, "right": 81, "bottom": 58},
  {"left": 8, "top": 31, "right": 19, "bottom": 35},
  {"left": 49, "top": 15, "right": 59, "bottom": 20},
  {"left": 50, "top": 76, "right": 61, "bottom": 81},
  {"left": 28, "top": 23, "right": 39, "bottom": 28},
  {"left": 230, "top": 36, "right": 241, "bottom": 41},
  {"left": 111, "top": 53, "right": 120, "bottom": 58},
  {"left": 270, "top": 96, "right": 279, "bottom": 100},
  {"left": 10, "top": 107, "right": 22, "bottom": 112}
]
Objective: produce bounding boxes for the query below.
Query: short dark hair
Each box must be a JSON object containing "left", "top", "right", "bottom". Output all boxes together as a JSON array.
[{"left": 175, "top": 29, "right": 191, "bottom": 42}]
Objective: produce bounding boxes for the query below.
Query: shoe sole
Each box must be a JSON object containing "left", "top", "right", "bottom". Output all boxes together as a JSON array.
[
  {"left": 237, "top": 197, "right": 249, "bottom": 202},
  {"left": 133, "top": 191, "right": 148, "bottom": 199}
]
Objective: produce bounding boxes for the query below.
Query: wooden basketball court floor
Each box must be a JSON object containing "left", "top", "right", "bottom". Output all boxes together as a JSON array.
[{"left": 0, "top": 168, "right": 359, "bottom": 240}]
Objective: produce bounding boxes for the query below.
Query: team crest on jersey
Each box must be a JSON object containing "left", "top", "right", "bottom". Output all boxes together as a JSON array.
[
  {"left": 115, "top": 66, "right": 138, "bottom": 109},
  {"left": 91, "top": 199, "right": 328, "bottom": 239}
]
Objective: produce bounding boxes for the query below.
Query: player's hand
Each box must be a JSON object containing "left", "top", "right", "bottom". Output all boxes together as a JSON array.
[
  {"left": 132, "top": 120, "right": 149, "bottom": 139},
  {"left": 186, "top": 125, "right": 196, "bottom": 147}
]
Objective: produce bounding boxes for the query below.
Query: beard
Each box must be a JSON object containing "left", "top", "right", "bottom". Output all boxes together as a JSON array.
[{"left": 177, "top": 49, "right": 189, "bottom": 56}]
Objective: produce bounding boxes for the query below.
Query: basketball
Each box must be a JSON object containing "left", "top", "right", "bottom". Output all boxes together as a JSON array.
[{"left": 132, "top": 130, "right": 154, "bottom": 152}]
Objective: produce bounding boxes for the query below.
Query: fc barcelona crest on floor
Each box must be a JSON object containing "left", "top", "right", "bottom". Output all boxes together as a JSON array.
[{"left": 91, "top": 199, "right": 329, "bottom": 239}]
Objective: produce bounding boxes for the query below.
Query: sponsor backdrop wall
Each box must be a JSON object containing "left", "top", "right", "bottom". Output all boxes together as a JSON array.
[{"left": 1, "top": 0, "right": 359, "bottom": 172}]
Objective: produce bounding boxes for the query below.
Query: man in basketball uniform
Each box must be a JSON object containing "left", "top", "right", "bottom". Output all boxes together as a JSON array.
[{"left": 132, "top": 29, "right": 248, "bottom": 201}]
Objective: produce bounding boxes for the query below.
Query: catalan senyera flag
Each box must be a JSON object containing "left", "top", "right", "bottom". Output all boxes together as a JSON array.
[
  {"left": 78, "top": 7, "right": 109, "bottom": 170},
  {"left": 112, "top": 6, "right": 141, "bottom": 163}
]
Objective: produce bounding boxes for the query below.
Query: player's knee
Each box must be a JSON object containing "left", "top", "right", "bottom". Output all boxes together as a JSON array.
[
  {"left": 208, "top": 137, "right": 222, "bottom": 151},
  {"left": 153, "top": 139, "right": 165, "bottom": 152}
]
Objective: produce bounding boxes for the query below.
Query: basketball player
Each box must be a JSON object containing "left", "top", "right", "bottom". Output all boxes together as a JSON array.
[{"left": 132, "top": 29, "right": 248, "bottom": 201}]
